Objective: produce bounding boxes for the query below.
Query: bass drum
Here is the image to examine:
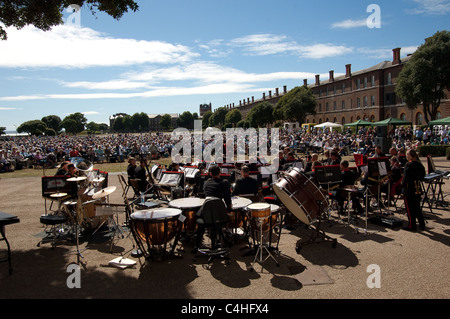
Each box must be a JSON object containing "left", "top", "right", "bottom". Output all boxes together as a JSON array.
[{"left": 273, "top": 167, "right": 328, "bottom": 225}]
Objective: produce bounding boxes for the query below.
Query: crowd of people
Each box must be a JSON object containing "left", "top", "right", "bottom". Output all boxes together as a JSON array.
[{"left": 0, "top": 124, "right": 448, "bottom": 174}]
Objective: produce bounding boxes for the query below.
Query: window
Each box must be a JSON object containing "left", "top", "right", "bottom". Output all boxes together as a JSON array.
[
  {"left": 387, "top": 73, "right": 392, "bottom": 85},
  {"left": 342, "top": 117, "right": 346, "bottom": 125},
  {"left": 356, "top": 79, "right": 360, "bottom": 89},
  {"left": 364, "top": 96, "right": 368, "bottom": 107},
  {"left": 400, "top": 113, "right": 406, "bottom": 121},
  {"left": 333, "top": 86, "right": 336, "bottom": 95},
  {"left": 371, "top": 75, "right": 375, "bottom": 87},
  {"left": 357, "top": 97, "right": 361, "bottom": 108},
  {"left": 416, "top": 113, "right": 423, "bottom": 125},
  {"left": 342, "top": 100, "right": 345, "bottom": 109},
  {"left": 319, "top": 103, "right": 322, "bottom": 112},
  {"left": 364, "top": 77, "right": 367, "bottom": 88},
  {"left": 342, "top": 83, "right": 345, "bottom": 93},
  {"left": 371, "top": 95, "right": 375, "bottom": 106},
  {"left": 333, "top": 101, "right": 337, "bottom": 110},
  {"left": 326, "top": 102, "right": 329, "bottom": 111}
]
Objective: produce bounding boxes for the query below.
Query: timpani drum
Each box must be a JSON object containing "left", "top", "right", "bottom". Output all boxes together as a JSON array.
[
  {"left": 228, "top": 196, "right": 252, "bottom": 229},
  {"left": 129, "top": 208, "right": 182, "bottom": 260},
  {"left": 168, "top": 197, "right": 205, "bottom": 235},
  {"left": 273, "top": 167, "right": 328, "bottom": 225},
  {"left": 247, "top": 203, "right": 279, "bottom": 234}
]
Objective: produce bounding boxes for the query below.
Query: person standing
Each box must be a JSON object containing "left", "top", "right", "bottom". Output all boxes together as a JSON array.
[{"left": 402, "top": 149, "right": 426, "bottom": 231}]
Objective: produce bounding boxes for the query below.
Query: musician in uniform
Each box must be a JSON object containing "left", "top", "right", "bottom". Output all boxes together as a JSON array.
[
  {"left": 337, "top": 160, "right": 364, "bottom": 215},
  {"left": 127, "top": 157, "right": 137, "bottom": 181},
  {"left": 402, "top": 149, "right": 426, "bottom": 231},
  {"left": 134, "top": 158, "right": 150, "bottom": 193},
  {"left": 232, "top": 165, "right": 259, "bottom": 197},
  {"left": 67, "top": 163, "right": 78, "bottom": 177},
  {"left": 55, "top": 162, "right": 69, "bottom": 176},
  {"left": 192, "top": 165, "right": 232, "bottom": 253}
]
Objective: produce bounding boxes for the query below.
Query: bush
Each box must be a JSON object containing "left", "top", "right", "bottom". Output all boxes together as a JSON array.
[{"left": 417, "top": 145, "right": 450, "bottom": 157}]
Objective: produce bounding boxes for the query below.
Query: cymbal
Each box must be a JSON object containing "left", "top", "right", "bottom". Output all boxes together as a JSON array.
[
  {"left": 67, "top": 176, "right": 87, "bottom": 182},
  {"left": 50, "top": 192, "right": 68, "bottom": 198},
  {"left": 92, "top": 177, "right": 105, "bottom": 183},
  {"left": 92, "top": 186, "right": 116, "bottom": 199}
]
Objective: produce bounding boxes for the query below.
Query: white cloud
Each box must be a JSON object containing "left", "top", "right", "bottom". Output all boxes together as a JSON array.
[
  {"left": 408, "top": 0, "right": 450, "bottom": 15},
  {"left": 331, "top": 18, "right": 368, "bottom": 29},
  {"left": 357, "top": 46, "right": 418, "bottom": 59},
  {"left": 0, "top": 25, "right": 198, "bottom": 68}
]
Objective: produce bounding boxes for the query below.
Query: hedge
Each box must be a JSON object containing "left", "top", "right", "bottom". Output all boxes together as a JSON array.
[{"left": 417, "top": 145, "right": 450, "bottom": 157}]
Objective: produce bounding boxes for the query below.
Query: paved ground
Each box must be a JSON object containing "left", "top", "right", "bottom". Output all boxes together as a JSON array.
[{"left": 1, "top": 156, "right": 449, "bottom": 303}]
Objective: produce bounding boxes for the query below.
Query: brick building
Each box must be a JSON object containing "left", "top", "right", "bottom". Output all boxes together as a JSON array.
[{"left": 305, "top": 48, "right": 449, "bottom": 126}]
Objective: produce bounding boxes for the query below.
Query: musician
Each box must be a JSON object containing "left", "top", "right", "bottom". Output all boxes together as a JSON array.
[
  {"left": 134, "top": 159, "right": 150, "bottom": 193},
  {"left": 167, "top": 162, "right": 180, "bottom": 172},
  {"left": 330, "top": 151, "right": 341, "bottom": 165},
  {"left": 337, "top": 160, "right": 364, "bottom": 215},
  {"left": 373, "top": 145, "right": 386, "bottom": 158},
  {"left": 402, "top": 149, "right": 426, "bottom": 231},
  {"left": 127, "top": 157, "right": 137, "bottom": 181},
  {"left": 192, "top": 165, "right": 232, "bottom": 253},
  {"left": 55, "top": 162, "right": 69, "bottom": 176},
  {"left": 304, "top": 153, "right": 318, "bottom": 173},
  {"left": 67, "top": 163, "right": 78, "bottom": 177},
  {"left": 232, "top": 165, "right": 259, "bottom": 197}
]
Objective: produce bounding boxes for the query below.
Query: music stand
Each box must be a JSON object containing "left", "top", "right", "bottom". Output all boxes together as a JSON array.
[{"left": 314, "top": 165, "right": 342, "bottom": 219}]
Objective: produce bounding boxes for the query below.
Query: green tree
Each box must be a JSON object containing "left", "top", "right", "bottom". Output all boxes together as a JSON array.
[
  {"left": 209, "top": 107, "right": 228, "bottom": 128},
  {"left": 86, "top": 122, "right": 99, "bottom": 134},
  {"left": 247, "top": 102, "right": 274, "bottom": 127},
  {"left": 131, "top": 112, "right": 149, "bottom": 132},
  {"left": 273, "top": 86, "right": 316, "bottom": 123},
  {"left": 225, "top": 109, "right": 242, "bottom": 127},
  {"left": 177, "top": 111, "right": 194, "bottom": 129},
  {"left": 396, "top": 30, "right": 450, "bottom": 123},
  {"left": 0, "top": 0, "right": 139, "bottom": 40},
  {"left": 17, "top": 120, "right": 47, "bottom": 136},
  {"left": 160, "top": 114, "right": 173, "bottom": 131},
  {"left": 60, "top": 112, "right": 87, "bottom": 135},
  {"left": 202, "top": 110, "right": 213, "bottom": 129},
  {"left": 0, "top": 126, "right": 5, "bottom": 135},
  {"left": 41, "top": 115, "right": 62, "bottom": 133}
]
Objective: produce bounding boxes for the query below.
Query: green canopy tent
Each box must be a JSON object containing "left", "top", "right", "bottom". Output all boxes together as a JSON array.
[
  {"left": 343, "top": 119, "right": 373, "bottom": 128},
  {"left": 372, "top": 117, "right": 412, "bottom": 127},
  {"left": 428, "top": 116, "right": 450, "bottom": 126}
]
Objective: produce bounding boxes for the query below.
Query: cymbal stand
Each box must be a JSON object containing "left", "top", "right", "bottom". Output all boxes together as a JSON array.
[{"left": 249, "top": 216, "right": 280, "bottom": 272}]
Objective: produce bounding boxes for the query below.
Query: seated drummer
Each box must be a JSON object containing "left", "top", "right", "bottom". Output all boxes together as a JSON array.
[
  {"left": 192, "top": 165, "right": 232, "bottom": 253},
  {"left": 337, "top": 160, "right": 364, "bottom": 215},
  {"left": 134, "top": 158, "right": 150, "bottom": 193},
  {"left": 232, "top": 165, "right": 259, "bottom": 197},
  {"left": 127, "top": 157, "right": 137, "bottom": 181},
  {"left": 55, "top": 162, "right": 69, "bottom": 176}
]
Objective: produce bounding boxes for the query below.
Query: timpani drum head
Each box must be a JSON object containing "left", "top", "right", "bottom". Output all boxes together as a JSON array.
[
  {"left": 231, "top": 196, "right": 252, "bottom": 209},
  {"left": 131, "top": 208, "right": 182, "bottom": 220},
  {"left": 168, "top": 197, "right": 205, "bottom": 209}
]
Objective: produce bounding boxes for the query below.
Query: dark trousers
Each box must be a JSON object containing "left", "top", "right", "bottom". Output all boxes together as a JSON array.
[{"left": 404, "top": 194, "right": 425, "bottom": 230}]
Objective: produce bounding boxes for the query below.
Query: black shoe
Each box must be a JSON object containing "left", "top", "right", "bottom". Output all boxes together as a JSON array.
[
  {"left": 419, "top": 225, "right": 426, "bottom": 231},
  {"left": 402, "top": 226, "right": 416, "bottom": 232}
]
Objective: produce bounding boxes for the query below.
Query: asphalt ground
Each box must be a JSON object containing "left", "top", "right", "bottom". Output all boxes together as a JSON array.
[{"left": 0, "top": 157, "right": 449, "bottom": 308}]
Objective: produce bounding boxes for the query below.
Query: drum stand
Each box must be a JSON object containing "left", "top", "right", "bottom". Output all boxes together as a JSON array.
[
  {"left": 249, "top": 217, "right": 280, "bottom": 272},
  {"left": 295, "top": 201, "right": 337, "bottom": 253}
]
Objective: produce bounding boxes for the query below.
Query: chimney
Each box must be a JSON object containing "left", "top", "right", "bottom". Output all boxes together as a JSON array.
[
  {"left": 345, "top": 64, "right": 352, "bottom": 78},
  {"left": 283, "top": 85, "right": 287, "bottom": 93},
  {"left": 252, "top": 96, "right": 254, "bottom": 102},
  {"left": 275, "top": 88, "right": 279, "bottom": 96},
  {"left": 329, "top": 70, "right": 334, "bottom": 82},
  {"left": 393, "top": 48, "right": 401, "bottom": 65},
  {"left": 315, "top": 75, "right": 320, "bottom": 86},
  {"left": 263, "top": 92, "right": 266, "bottom": 100},
  {"left": 303, "top": 79, "right": 308, "bottom": 87},
  {"left": 269, "top": 90, "right": 272, "bottom": 98}
]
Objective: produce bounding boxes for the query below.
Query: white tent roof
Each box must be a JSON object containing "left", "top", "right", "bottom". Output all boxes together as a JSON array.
[{"left": 314, "top": 122, "right": 343, "bottom": 128}]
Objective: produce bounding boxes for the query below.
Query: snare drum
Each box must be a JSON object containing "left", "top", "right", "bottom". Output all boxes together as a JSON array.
[
  {"left": 247, "top": 203, "right": 271, "bottom": 219},
  {"left": 228, "top": 196, "right": 252, "bottom": 228},
  {"left": 168, "top": 197, "right": 205, "bottom": 234},
  {"left": 129, "top": 208, "right": 182, "bottom": 260},
  {"left": 273, "top": 167, "right": 328, "bottom": 225},
  {"left": 248, "top": 203, "right": 279, "bottom": 234}
]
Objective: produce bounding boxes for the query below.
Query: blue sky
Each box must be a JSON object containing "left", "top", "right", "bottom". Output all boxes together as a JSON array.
[{"left": 1, "top": 0, "right": 449, "bottom": 131}]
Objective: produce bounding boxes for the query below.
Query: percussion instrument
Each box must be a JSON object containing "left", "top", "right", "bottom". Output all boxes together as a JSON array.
[
  {"left": 248, "top": 203, "right": 280, "bottom": 235},
  {"left": 168, "top": 197, "right": 205, "bottom": 235},
  {"left": 129, "top": 208, "right": 182, "bottom": 260},
  {"left": 228, "top": 196, "right": 252, "bottom": 229},
  {"left": 247, "top": 203, "right": 271, "bottom": 219},
  {"left": 67, "top": 176, "right": 87, "bottom": 182},
  {"left": 92, "top": 186, "right": 116, "bottom": 199},
  {"left": 273, "top": 167, "right": 328, "bottom": 225}
]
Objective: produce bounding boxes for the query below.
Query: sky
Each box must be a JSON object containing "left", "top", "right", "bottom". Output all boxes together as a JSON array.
[{"left": 0, "top": 0, "right": 449, "bottom": 132}]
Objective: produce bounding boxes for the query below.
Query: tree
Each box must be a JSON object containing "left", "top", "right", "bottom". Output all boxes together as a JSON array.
[
  {"left": 396, "top": 31, "right": 450, "bottom": 123},
  {"left": 41, "top": 115, "right": 62, "bottom": 133},
  {"left": 86, "top": 121, "right": 99, "bottom": 134},
  {"left": 17, "top": 120, "right": 47, "bottom": 136},
  {"left": 60, "top": 112, "right": 87, "bottom": 135},
  {"left": 0, "top": 126, "right": 5, "bottom": 135},
  {"left": 202, "top": 110, "right": 213, "bottom": 129},
  {"left": 225, "top": 109, "right": 242, "bottom": 127},
  {"left": 247, "top": 102, "right": 273, "bottom": 128},
  {"left": 177, "top": 111, "right": 194, "bottom": 129},
  {"left": 209, "top": 107, "right": 228, "bottom": 128},
  {"left": 160, "top": 114, "right": 173, "bottom": 131},
  {"left": 273, "top": 86, "right": 316, "bottom": 123},
  {"left": 0, "top": 0, "right": 139, "bottom": 40},
  {"left": 131, "top": 112, "right": 149, "bottom": 132}
]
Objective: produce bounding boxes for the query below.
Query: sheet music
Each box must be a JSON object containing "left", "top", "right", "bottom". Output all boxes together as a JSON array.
[{"left": 378, "top": 162, "right": 387, "bottom": 176}]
